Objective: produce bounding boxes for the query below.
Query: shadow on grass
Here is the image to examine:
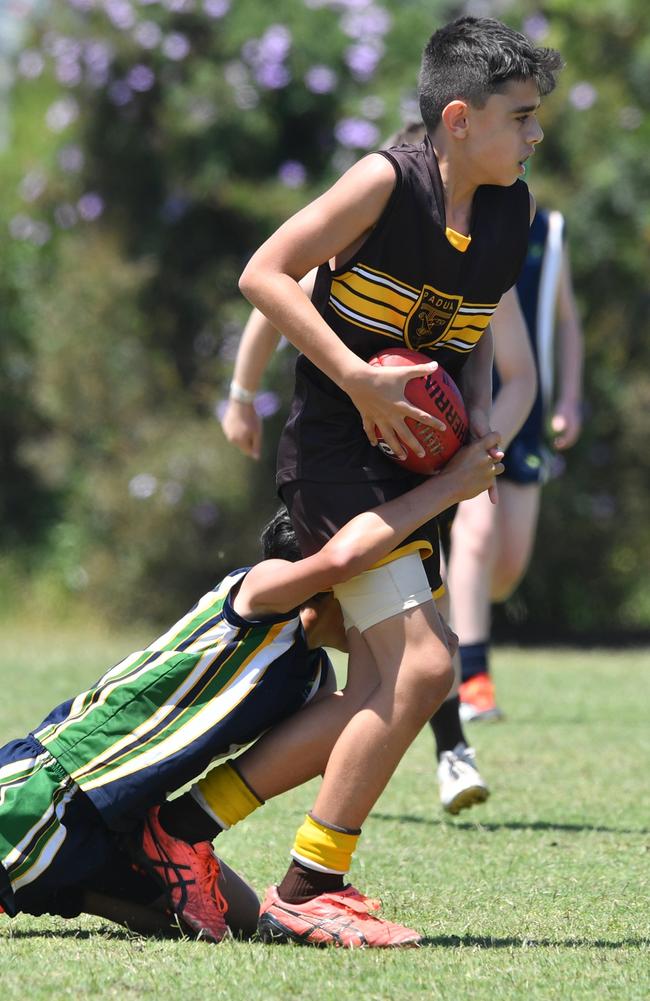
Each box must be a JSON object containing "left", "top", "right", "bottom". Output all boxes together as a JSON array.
[
  {"left": 0, "top": 926, "right": 180, "bottom": 941},
  {"left": 421, "top": 934, "right": 650, "bottom": 950},
  {"left": 4, "top": 927, "right": 648, "bottom": 951},
  {"left": 370, "top": 812, "right": 649, "bottom": 836}
]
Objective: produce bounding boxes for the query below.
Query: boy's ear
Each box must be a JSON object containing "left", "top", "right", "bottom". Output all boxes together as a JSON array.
[{"left": 441, "top": 99, "right": 470, "bottom": 138}]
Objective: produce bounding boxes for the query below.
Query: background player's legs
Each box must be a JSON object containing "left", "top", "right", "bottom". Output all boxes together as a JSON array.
[
  {"left": 429, "top": 586, "right": 490, "bottom": 814},
  {"left": 490, "top": 481, "right": 541, "bottom": 601},
  {"left": 448, "top": 491, "right": 502, "bottom": 721}
]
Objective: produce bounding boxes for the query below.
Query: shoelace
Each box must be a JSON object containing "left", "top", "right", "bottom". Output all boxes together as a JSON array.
[{"left": 195, "top": 843, "right": 229, "bottom": 915}]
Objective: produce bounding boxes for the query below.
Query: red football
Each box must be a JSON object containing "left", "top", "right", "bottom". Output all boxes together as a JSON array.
[{"left": 369, "top": 348, "right": 468, "bottom": 475}]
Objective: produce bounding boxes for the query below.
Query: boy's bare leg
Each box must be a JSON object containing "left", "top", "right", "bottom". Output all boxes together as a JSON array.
[
  {"left": 235, "top": 638, "right": 379, "bottom": 798},
  {"left": 490, "top": 481, "right": 541, "bottom": 601},
  {"left": 309, "top": 601, "right": 453, "bottom": 828}
]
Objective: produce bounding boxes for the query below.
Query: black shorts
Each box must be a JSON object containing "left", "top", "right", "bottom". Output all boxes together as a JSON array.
[{"left": 280, "top": 478, "right": 443, "bottom": 593}]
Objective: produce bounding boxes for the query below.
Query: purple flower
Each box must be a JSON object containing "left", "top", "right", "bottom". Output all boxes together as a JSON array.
[
  {"left": 83, "top": 41, "right": 113, "bottom": 74},
  {"left": 278, "top": 160, "right": 307, "bottom": 188},
  {"left": 192, "top": 502, "right": 220, "bottom": 528},
  {"left": 569, "top": 82, "right": 597, "bottom": 111},
  {"left": 127, "top": 64, "right": 156, "bottom": 91},
  {"left": 105, "top": 0, "right": 136, "bottom": 30},
  {"left": 162, "top": 33, "right": 191, "bottom": 61},
  {"left": 56, "top": 60, "right": 83, "bottom": 87},
  {"left": 259, "top": 25, "right": 292, "bottom": 62},
  {"left": 68, "top": 0, "right": 94, "bottom": 9},
  {"left": 345, "top": 41, "right": 384, "bottom": 81},
  {"left": 58, "top": 144, "right": 85, "bottom": 173},
  {"left": 254, "top": 391, "right": 281, "bottom": 418},
  {"left": 134, "top": 21, "right": 163, "bottom": 49},
  {"left": 335, "top": 117, "right": 380, "bottom": 149},
  {"left": 255, "top": 63, "right": 291, "bottom": 90},
  {"left": 164, "top": 0, "right": 195, "bottom": 10},
  {"left": 18, "top": 51, "right": 45, "bottom": 79},
  {"left": 10, "top": 216, "right": 52, "bottom": 247},
  {"left": 523, "top": 13, "right": 549, "bottom": 42},
  {"left": 129, "top": 473, "right": 158, "bottom": 499},
  {"left": 340, "top": 7, "right": 392, "bottom": 40},
  {"left": 304, "top": 64, "right": 337, "bottom": 94},
  {"left": 45, "top": 97, "right": 80, "bottom": 133},
  {"left": 9, "top": 215, "right": 35, "bottom": 241},
  {"left": 108, "top": 80, "right": 133, "bottom": 106},
  {"left": 77, "top": 192, "right": 105, "bottom": 221},
  {"left": 19, "top": 171, "right": 47, "bottom": 203},
  {"left": 203, "top": 0, "right": 230, "bottom": 16},
  {"left": 54, "top": 204, "right": 79, "bottom": 230},
  {"left": 233, "top": 86, "right": 259, "bottom": 110}
]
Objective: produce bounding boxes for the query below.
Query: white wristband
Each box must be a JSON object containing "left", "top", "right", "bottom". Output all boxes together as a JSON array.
[{"left": 229, "top": 380, "right": 256, "bottom": 405}]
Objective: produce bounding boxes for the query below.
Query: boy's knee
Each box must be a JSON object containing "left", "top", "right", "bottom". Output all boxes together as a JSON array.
[{"left": 396, "top": 652, "right": 454, "bottom": 722}]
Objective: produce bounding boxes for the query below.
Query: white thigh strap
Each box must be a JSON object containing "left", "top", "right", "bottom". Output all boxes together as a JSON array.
[{"left": 332, "top": 551, "right": 432, "bottom": 634}]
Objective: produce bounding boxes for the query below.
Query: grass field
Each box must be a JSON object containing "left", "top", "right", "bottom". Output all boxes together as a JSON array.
[{"left": 0, "top": 622, "right": 648, "bottom": 1000}]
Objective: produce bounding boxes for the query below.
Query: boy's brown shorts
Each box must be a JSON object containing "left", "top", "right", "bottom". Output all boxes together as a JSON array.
[{"left": 280, "top": 477, "right": 443, "bottom": 594}]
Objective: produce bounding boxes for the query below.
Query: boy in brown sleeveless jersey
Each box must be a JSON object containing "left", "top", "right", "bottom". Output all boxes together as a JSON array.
[{"left": 239, "top": 16, "right": 563, "bottom": 947}]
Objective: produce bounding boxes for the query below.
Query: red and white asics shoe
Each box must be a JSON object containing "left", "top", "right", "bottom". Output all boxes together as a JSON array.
[
  {"left": 258, "top": 884, "right": 421, "bottom": 948},
  {"left": 134, "top": 805, "right": 229, "bottom": 942}
]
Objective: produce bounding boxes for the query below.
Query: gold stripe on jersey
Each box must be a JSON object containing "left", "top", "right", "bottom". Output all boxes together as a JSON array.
[
  {"left": 442, "top": 301, "right": 498, "bottom": 353},
  {"left": 371, "top": 538, "right": 434, "bottom": 570},
  {"left": 329, "top": 263, "right": 420, "bottom": 340},
  {"left": 72, "top": 619, "right": 295, "bottom": 792}
]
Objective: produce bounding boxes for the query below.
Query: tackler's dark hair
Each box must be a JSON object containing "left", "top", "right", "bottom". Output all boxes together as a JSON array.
[{"left": 260, "top": 505, "right": 302, "bottom": 562}]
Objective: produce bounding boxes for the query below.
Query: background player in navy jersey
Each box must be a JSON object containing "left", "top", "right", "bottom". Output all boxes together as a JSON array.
[
  {"left": 0, "top": 433, "right": 502, "bottom": 944},
  {"left": 449, "top": 207, "right": 584, "bottom": 721},
  {"left": 238, "top": 16, "right": 562, "bottom": 946}
]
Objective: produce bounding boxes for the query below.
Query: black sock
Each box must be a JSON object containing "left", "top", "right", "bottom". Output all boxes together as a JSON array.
[
  {"left": 157, "top": 792, "right": 223, "bottom": 845},
  {"left": 277, "top": 859, "right": 345, "bottom": 905},
  {"left": 429, "top": 695, "right": 467, "bottom": 757},
  {"left": 459, "top": 641, "right": 489, "bottom": 683}
]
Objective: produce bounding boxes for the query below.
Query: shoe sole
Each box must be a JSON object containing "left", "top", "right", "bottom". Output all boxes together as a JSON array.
[
  {"left": 443, "top": 784, "right": 490, "bottom": 816},
  {"left": 459, "top": 705, "right": 503, "bottom": 723},
  {"left": 257, "top": 911, "right": 420, "bottom": 949},
  {"left": 258, "top": 911, "right": 344, "bottom": 947}
]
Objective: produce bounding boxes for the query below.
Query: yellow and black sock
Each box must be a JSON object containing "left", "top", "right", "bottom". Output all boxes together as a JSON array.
[
  {"left": 277, "top": 813, "right": 361, "bottom": 903},
  {"left": 158, "top": 760, "right": 264, "bottom": 844}
]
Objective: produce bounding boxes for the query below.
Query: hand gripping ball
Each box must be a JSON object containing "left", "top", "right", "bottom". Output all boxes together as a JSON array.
[{"left": 369, "top": 348, "right": 468, "bottom": 474}]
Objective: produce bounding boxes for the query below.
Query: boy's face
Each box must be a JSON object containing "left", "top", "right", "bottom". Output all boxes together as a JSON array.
[{"left": 463, "top": 78, "right": 544, "bottom": 187}]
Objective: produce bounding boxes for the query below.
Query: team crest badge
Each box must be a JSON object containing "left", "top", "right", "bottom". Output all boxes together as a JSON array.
[{"left": 405, "top": 285, "right": 462, "bottom": 351}]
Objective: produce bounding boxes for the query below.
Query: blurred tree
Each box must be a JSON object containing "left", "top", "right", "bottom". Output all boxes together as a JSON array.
[{"left": 0, "top": 0, "right": 647, "bottom": 636}]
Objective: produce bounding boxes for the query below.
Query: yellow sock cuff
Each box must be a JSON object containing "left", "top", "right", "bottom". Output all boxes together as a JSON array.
[
  {"left": 195, "top": 762, "right": 262, "bottom": 830},
  {"left": 291, "top": 814, "right": 360, "bottom": 875}
]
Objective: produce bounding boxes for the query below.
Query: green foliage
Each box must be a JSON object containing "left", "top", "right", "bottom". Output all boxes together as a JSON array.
[{"left": 0, "top": 0, "right": 648, "bottom": 634}]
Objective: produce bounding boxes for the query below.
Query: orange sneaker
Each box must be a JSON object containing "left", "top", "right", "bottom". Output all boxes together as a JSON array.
[
  {"left": 459, "top": 672, "right": 503, "bottom": 722},
  {"left": 257, "top": 884, "right": 421, "bottom": 948},
  {"left": 134, "top": 805, "right": 229, "bottom": 942}
]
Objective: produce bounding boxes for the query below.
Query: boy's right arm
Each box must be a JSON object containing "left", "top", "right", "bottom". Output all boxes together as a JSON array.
[
  {"left": 221, "top": 270, "right": 318, "bottom": 459},
  {"left": 235, "top": 433, "right": 504, "bottom": 617},
  {"left": 238, "top": 154, "right": 446, "bottom": 462}
]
